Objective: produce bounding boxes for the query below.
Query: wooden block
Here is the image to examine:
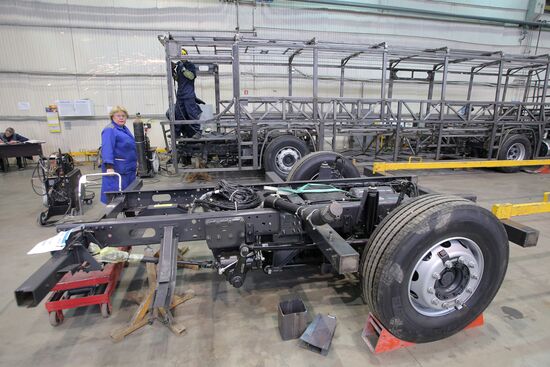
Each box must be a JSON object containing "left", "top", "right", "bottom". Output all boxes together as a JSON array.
[
  {"left": 111, "top": 318, "right": 149, "bottom": 342},
  {"left": 168, "top": 322, "right": 186, "bottom": 335},
  {"left": 130, "top": 290, "right": 154, "bottom": 324},
  {"left": 170, "top": 292, "right": 194, "bottom": 309}
]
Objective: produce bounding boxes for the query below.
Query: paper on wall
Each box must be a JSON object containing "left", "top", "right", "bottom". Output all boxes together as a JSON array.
[{"left": 17, "top": 101, "right": 30, "bottom": 111}]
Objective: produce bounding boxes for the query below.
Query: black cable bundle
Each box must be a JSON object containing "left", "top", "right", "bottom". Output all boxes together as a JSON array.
[
  {"left": 195, "top": 179, "right": 261, "bottom": 211},
  {"left": 390, "top": 179, "right": 419, "bottom": 206}
]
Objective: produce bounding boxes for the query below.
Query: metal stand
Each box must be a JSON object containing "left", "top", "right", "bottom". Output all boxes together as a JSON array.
[
  {"left": 362, "top": 312, "right": 484, "bottom": 354},
  {"left": 110, "top": 243, "right": 194, "bottom": 342}
]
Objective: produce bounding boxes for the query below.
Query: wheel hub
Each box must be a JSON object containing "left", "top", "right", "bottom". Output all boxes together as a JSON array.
[
  {"left": 434, "top": 265, "right": 469, "bottom": 300},
  {"left": 506, "top": 142, "right": 526, "bottom": 160},
  {"left": 408, "top": 237, "right": 484, "bottom": 316},
  {"left": 275, "top": 147, "right": 301, "bottom": 173}
]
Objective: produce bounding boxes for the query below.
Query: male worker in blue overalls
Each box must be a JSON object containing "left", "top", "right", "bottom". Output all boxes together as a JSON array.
[
  {"left": 100, "top": 106, "right": 137, "bottom": 204},
  {"left": 169, "top": 48, "right": 202, "bottom": 138}
]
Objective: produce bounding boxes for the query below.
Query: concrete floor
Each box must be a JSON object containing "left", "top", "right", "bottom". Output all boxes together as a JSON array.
[{"left": 1, "top": 166, "right": 549, "bottom": 367}]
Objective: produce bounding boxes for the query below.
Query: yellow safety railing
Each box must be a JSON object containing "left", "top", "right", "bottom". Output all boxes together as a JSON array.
[
  {"left": 492, "top": 192, "right": 550, "bottom": 220},
  {"left": 372, "top": 159, "right": 550, "bottom": 174}
]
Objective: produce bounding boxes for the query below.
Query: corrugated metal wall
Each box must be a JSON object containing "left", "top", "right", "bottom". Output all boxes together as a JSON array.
[{"left": 0, "top": 0, "right": 548, "bottom": 154}]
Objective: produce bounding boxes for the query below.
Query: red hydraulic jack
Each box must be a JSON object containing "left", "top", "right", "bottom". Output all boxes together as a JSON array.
[
  {"left": 45, "top": 262, "right": 124, "bottom": 326},
  {"left": 535, "top": 166, "right": 550, "bottom": 174},
  {"left": 362, "top": 312, "right": 484, "bottom": 354}
]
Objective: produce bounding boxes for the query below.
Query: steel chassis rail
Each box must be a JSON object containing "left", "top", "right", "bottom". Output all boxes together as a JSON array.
[
  {"left": 15, "top": 175, "right": 539, "bottom": 310},
  {"left": 15, "top": 176, "right": 415, "bottom": 308}
]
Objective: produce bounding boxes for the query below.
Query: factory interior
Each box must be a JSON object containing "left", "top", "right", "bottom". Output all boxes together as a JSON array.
[{"left": 1, "top": 1, "right": 550, "bottom": 366}]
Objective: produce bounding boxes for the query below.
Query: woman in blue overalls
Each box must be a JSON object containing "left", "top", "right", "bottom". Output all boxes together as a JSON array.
[{"left": 100, "top": 106, "right": 137, "bottom": 204}]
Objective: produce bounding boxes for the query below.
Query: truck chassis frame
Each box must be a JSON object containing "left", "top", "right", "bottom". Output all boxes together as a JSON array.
[{"left": 15, "top": 173, "right": 538, "bottom": 342}]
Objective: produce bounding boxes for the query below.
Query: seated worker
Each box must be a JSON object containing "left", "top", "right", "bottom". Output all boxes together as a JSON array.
[
  {"left": 0, "top": 127, "right": 29, "bottom": 171},
  {"left": 166, "top": 49, "right": 202, "bottom": 139},
  {"left": 100, "top": 106, "right": 137, "bottom": 204}
]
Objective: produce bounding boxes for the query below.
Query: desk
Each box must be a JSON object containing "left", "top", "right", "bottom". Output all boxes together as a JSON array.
[{"left": 0, "top": 142, "right": 44, "bottom": 171}]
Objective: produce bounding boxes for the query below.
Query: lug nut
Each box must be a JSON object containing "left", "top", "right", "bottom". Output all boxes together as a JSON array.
[
  {"left": 471, "top": 274, "right": 479, "bottom": 280},
  {"left": 432, "top": 272, "right": 441, "bottom": 280},
  {"left": 455, "top": 299, "right": 461, "bottom": 305},
  {"left": 445, "top": 260, "right": 453, "bottom": 269},
  {"left": 466, "top": 288, "right": 473, "bottom": 293},
  {"left": 431, "top": 298, "right": 439, "bottom": 305},
  {"left": 441, "top": 302, "right": 449, "bottom": 309},
  {"left": 468, "top": 261, "right": 475, "bottom": 268},
  {"left": 458, "top": 256, "right": 465, "bottom": 264},
  {"left": 427, "top": 287, "right": 434, "bottom": 294}
]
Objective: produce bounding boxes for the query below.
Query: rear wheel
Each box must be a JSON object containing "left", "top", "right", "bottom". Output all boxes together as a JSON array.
[
  {"left": 263, "top": 135, "right": 309, "bottom": 179},
  {"left": 286, "top": 151, "right": 360, "bottom": 181},
  {"left": 361, "top": 194, "right": 509, "bottom": 343},
  {"left": 497, "top": 134, "right": 532, "bottom": 173}
]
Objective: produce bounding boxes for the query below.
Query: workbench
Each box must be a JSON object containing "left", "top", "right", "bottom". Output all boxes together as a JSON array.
[{"left": 0, "top": 142, "right": 44, "bottom": 171}]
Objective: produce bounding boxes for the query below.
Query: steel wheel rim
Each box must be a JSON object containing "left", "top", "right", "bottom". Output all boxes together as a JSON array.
[
  {"left": 275, "top": 147, "right": 301, "bottom": 173},
  {"left": 506, "top": 143, "right": 526, "bottom": 160},
  {"left": 408, "top": 237, "right": 484, "bottom": 317}
]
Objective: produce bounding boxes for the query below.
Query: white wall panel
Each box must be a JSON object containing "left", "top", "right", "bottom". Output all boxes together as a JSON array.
[
  {"left": 0, "top": 26, "right": 76, "bottom": 72},
  {"left": 0, "top": 0, "right": 549, "bottom": 155}
]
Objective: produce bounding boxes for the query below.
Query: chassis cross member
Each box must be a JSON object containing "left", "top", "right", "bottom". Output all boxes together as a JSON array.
[{"left": 15, "top": 175, "right": 538, "bottom": 343}]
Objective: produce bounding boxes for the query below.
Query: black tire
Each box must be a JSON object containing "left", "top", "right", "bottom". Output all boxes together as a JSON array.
[
  {"left": 361, "top": 194, "right": 509, "bottom": 343},
  {"left": 263, "top": 135, "right": 309, "bottom": 179},
  {"left": 49, "top": 311, "right": 63, "bottom": 327},
  {"left": 286, "top": 151, "right": 360, "bottom": 181},
  {"left": 497, "top": 134, "right": 532, "bottom": 173},
  {"left": 540, "top": 140, "right": 550, "bottom": 157},
  {"left": 100, "top": 303, "right": 111, "bottom": 318},
  {"left": 38, "top": 211, "right": 48, "bottom": 226}
]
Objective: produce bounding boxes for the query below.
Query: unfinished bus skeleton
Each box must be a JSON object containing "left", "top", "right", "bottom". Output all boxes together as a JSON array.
[
  {"left": 14, "top": 170, "right": 539, "bottom": 343},
  {"left": 161, "top": 33, "right": 550, "bottom": 176}
]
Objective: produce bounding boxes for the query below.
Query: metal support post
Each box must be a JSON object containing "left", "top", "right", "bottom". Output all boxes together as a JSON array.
[
  {"left": 380, "top": 48, "right": 388, "bottom": 125},
  {"left": 154, "top": 226, "right": 178, "bottom": 310},
  {"left": 487, "top": 59, "right": 504, "bottom": 159},
  {"left": 435, "top": 53, "right": 448, "bottom": 160},
  {"left": 232, "top": 42, "right": 242, "bottom": 168},
  {"left": 165, "top": 41, "right": 178, "bottom": 173},
  {"left": 393, "top": 101, "right": 402, "bottom": 161},
  {"left": 536, "top": 62, "right": 550, "bottom": 157},
  {"left": 313, "top": 44, "right": 323, "bottom": 150}
]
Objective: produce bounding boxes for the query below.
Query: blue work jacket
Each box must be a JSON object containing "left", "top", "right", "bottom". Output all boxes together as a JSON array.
[
  {"left": 175, "top": 61, "right": 197, "bottom": 99},
  {"left": 101, "top": 121, "right": 137, "bottom": 174},
  {"left": 0, "top": 132, "right": 28, "bottom": 143}
]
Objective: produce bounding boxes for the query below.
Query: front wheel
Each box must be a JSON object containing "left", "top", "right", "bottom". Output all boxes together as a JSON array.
[{"left": 361, "top": 194, "right": 509, "bottom": 343}]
